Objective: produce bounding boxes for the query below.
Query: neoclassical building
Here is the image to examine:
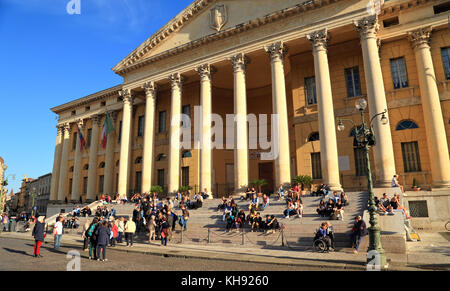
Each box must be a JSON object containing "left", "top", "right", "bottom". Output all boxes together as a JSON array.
[{"left": 49, "top": 0, "right": 450, "bottom": 204}]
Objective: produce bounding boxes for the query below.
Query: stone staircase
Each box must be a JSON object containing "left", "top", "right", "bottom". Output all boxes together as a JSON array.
[{"left": 69, "top": 192, "right": 367, "bottom": 250}]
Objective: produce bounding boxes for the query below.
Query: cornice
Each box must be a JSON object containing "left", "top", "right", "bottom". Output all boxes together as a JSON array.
[
  {"left": 113, "top": 0, "right": 345, "bottom": 76},
  {"left": 379, "top": 0, "right": 435, "bottom": 16},
  {"left": 51, "top": 84, "right": 123, "bottom": 115}
]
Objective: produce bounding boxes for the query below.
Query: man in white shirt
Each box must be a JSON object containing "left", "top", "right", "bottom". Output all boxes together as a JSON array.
[
  {"left": 53, "top": 216, "right": 64, "bottom": 249},
  {"left": 391, "top": 175, "right": 405, "bottom": 195}
]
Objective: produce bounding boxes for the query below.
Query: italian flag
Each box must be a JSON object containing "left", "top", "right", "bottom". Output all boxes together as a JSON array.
[{"left": 101, "top": 112, "right": 115, "bottom": 149}]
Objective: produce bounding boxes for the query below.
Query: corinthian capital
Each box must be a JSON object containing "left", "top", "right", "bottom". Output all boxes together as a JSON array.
[
  {"left": 107, "top": 110, "right": 118, "bottom": 123},
  {"left": 142, "top": 81, "right": 157, "bottom": 99},
  {"left": 408, "top": 26, "right": 432, "bottom": 50},
  {"left": 230, "top": 53, "right": 250, "bottom": 74},
  {"left": 168, "top": 73, "right": 185, "bottom": 90},
  {"left": 63, "top": 123, "right": 71, "bottom": 134},
  {"left": 307, "top": 29, "right": 329, "bottom": 52},
  {"left": 195, "top": 64, "right": 217, "bottom": 82},
  {"left": 354, "top": 15, "right": 379, "bottom": 40},
  {"left": 56, "top": 125, "right": 64, "bottom": 136},
  {"left": 92, "top": 115, "right": 102, "bottom": 127},
  {"left": 265, "top": 41, "right": 288, "bottom": 63},
  {"left": 119, "top": 88, "right": 134, "bottom": 105}
]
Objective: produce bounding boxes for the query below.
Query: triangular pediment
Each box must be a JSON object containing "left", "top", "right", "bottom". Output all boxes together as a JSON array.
[{"left": 113, "top": 0, "right": 322, "bottom": 75}]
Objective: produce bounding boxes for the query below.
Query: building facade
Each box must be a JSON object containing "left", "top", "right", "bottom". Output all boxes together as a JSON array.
[{"left": 49, "top": 0, "right": 450, "bottom": 205}]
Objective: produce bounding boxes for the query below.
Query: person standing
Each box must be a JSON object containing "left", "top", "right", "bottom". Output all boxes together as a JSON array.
[
  {"left": 81, "top": 218, "right": 91, "bottom": 251},
  {"left": 86, "top": 217, "right": 99, "bottom": 260},
  {"left": 32, "top": 216, "right": 46, "bottom": 258},
  {"left": 179, "top": 205, "right": 189, "bottom": 231},
  {"left": 352, "top": 216, "right": 368, "bottom": 254},
  {"left": 109, "top": 218, "right": 118, "bottom": 247},
  {"left": 124, "top": 217, "right": 136, "bottom": 247},
  {"left": 160, "top": 216, "right": 169, "bottom": 246},
  {"left": 53, "top": 216, "right": 64, "bottom": 250},
  {"left": 117, "top": 217, "right": 125, "bottom": 244},
  {"left": 95, "top": 220, "right": 111, "bottom": 262}
]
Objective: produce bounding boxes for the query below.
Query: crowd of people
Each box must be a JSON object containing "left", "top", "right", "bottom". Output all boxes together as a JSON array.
[{"left": 315, "top": 191, "right": 348, "bottom": 221}]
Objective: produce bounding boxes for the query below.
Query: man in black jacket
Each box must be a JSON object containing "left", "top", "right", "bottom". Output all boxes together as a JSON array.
[{"left": 351, "top": 216, "right": 368, "bottom": 254}]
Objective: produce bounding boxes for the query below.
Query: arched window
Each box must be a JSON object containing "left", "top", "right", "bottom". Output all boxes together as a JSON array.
[
  {"left": 182, "top": 150, "right": 192, "bottom": 158},
  {"left": 156, "top": 154, "right": 167, "bottom": 161},
  {"left": 307, "top": 132, "right": 320, "bottom": 142},
  {"left": 135, "top": 157, "right": 143, "bottom": 164},
  {"left": 99, "top": 162, "right": 105, "bottom": 169},
  {"left": 396, "top": 120, "right": 419, "bottom": 131},
  {"left": 83, "top": 164, "right": 89, "bottom": 170}
]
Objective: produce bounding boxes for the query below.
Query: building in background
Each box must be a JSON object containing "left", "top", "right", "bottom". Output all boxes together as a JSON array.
[{"left": 48, "top": 0, "right": 450, "bottom": 228}]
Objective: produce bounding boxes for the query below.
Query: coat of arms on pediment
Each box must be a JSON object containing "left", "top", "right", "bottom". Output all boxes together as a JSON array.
[{"left": 209, "top": 4, "right": 228, "bottom": 32}]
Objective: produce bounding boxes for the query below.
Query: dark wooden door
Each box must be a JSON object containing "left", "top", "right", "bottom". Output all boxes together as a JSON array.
[{"left": 258, "top": 162, "right": 274, "bottom": 194}]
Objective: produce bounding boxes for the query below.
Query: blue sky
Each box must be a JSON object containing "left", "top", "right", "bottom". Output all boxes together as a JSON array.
[{"left": 0, "top": 0, "right": 192, "bottom": 193}]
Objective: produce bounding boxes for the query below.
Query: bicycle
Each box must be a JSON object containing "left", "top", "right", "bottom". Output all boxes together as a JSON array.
[{"left": 445, "top": 220, "right": 450, "bottom": 231}]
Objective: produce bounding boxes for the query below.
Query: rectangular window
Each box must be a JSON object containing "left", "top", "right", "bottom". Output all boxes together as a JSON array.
[
  {"left": 118, "top": 121, "right": 122, "bottom": 143},
  {"left": 83, "top": 177, "right": 88, "bottom": 194},
  {"left": 441, "top": 47, "right": 450, "bottom": 80},
  {"left": 345, "top": 66, "right": 362, "bottom": 98},
  {"left": 182, "top": 105, "right": 191, "bottom": 128},
  {"left": 311, "top": 152, "right": 322, "bottom": 179},
  {"left": 390, "top": 57, "right": 409, "bottom": 89},
  {"left": 354, "top": 148, "right": 368, "bottom": 177},
  {"left": 69, "top": 179, "right": 73, "bottom": 195},
  {"left": 305, "top": 77, "right": 317, "bottom": 105},
  {"left": 72, "top": 132, "right": 77, "bottom": 150},
  {"left": 181, "top": 167, "right": 189, "bottom": 187},
  {"left": 434, "top": 2, "right": 450, "bottom": 14},
  {"left": 99, "top": 175, "right": 104, "bottom": 194},
  {"left": 87, "top": 128, "right": 92, "bottom": 148},
  {"left": 159, "top": 111, "right": 167, "bottom": 133},
  {"left": 135, "top": 171, "right": 142, "bottom": 194},
  {"left": 401, "top": 141, "right": 421, "bottom": 172},
  {"left": 157, "top": 169, "right": 165, "bottom": 187},
  {"left": 137, "top": 116, "right": 145, "bottom": 137}
]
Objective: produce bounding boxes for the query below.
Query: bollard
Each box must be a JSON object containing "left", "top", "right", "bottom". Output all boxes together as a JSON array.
[
  {"left": 281, "top": 229, "right": 285, "bottom": 247},
  {"left": 208, "top": 228, "right": 211, "bottom": 244},
  {"left": 241, "top": 229, "right": 245, "bottom": 245}
]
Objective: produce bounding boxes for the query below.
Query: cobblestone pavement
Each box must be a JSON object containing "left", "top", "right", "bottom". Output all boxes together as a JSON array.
[{"left": 0, "top": 237, "right": 329, "bottom": 271}]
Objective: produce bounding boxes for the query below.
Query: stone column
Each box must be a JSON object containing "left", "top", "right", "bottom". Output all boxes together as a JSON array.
[
  {"left": 118, "top": 89, "right": 134, "bottom": 199},
  {"left": 142, "top": 82, "right": 157, "bottom": 194},
  {"left": 57, "top": 124, "right": 71, "bottom": 203},
  {"left": 168, "top": 73, "right": 184, "bottom": 194},
  {"left": 307, "top": 29, "right": 342, "bottom": 191},
  {"left": 409, "top": 27, "right": 450, "bottom": 189},
  {"left": 86, "top": 115, "right": 101, "bottom": 202},
  {"left": 354, "top": 15, "right": 397, "bottom": 187},
  {"left": 196, "top": 64, "right": 216, "bottom": 198},
  {"left": 49, "top": 125, "right": 64, "bottom": 203},
  {"left": 71, "top": 120, "right": 84, "bottom": 203},
  {"left": 104, "top": 111, "right": 118, "bottom": 196},
  {"left": 265, "top": 41, "right": 292, "bottom": 188},
  {"left": 230, "top": 53, "right": 250, "bottom": 195}
]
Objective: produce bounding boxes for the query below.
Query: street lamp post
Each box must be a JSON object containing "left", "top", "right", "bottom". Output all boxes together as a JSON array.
[
  {"left": 0, "top": 164, "right": 8, "bottom": 216},
  {"left": 31, "top": 187, "right": 37, "bottom": 217},
  {"left": 337, "top": 98, "right": 388, "bottom": 269}
]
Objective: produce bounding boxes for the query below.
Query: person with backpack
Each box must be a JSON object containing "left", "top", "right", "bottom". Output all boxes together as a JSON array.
[
  {"left": 95, "top": 220, "right": 111, "bottom": 262},
  {"left": 87, "top": 217, "right": 99, "bottom": 260}
]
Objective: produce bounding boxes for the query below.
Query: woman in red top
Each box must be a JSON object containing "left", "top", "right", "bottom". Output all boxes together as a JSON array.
[{"left": 109, "top": 219, "right": 118, "bottom": 247}]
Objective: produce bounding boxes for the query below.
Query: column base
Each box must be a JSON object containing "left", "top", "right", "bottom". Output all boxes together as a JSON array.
[
  {"left": 374, "top": 180, "right": 393, "bottom": 188},
  {"left": 328, "top": 184, "right": 343, "bottom": 192},
  {"left": 431, "top": 180, "right": 450, "bottom": 190}
]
